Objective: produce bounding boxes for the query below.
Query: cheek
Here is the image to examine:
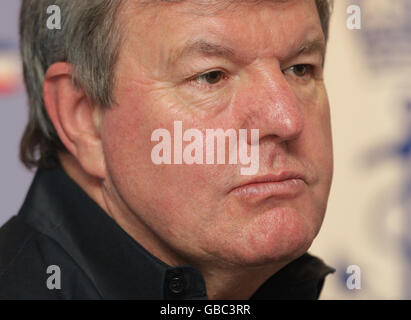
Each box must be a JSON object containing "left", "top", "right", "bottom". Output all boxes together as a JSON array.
[
  {"left": 305, "top": 100, "right": 333, "bottom": 217},
  {"left": 100, "top": 96, "right": 227, "bottom": 224},
  {"left": 316, "top": 100, "right": 333, "bottom": 179},
  {"left": 294, "top": 93, "right": 333, "bottom": 210},
  {"left": 101, "top": 104, "right": 150, "bottom": 179},
  {"left": 301, "top": 91, "right": 333, "bottom": 171}
]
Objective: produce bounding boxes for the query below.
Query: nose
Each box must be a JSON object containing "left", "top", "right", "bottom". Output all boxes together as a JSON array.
[{"left": 241, "top": 64, "right": 304, "bottom": 144}]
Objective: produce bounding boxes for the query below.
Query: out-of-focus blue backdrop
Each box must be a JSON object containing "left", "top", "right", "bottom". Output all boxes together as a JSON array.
[{"left": 0, "top": 1, "right": 33, "bottom": 227}]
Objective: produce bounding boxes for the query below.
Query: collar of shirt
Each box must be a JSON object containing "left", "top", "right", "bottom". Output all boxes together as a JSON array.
[{"left": 19, "top": 166, "right": 334, "bottom": 300}]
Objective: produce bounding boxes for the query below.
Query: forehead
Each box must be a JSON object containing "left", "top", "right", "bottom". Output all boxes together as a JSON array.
[
  {"left": 119, "top": 0, "right": 322, "bottom": 62},
  {"left": 129, "top": 0, "right": 310, "bottom": 13},
  {"left": 123, "top": 0, "right": 319, "bottom": 25}
]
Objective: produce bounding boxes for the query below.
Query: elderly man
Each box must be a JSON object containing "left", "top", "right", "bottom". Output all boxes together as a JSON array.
[{"left": 0, "top": 0, "right": 334, "bottom": 300}]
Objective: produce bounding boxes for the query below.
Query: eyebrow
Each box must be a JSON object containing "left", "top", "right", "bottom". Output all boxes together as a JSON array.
[
  {"left": 297, "top": 38, "right": 326, "bottom": 63},
  {"left": 170, "top": 37, "right": 326, "bottom": 65},
  {"left": 169, "top": 39, "right": 236, "bottom": 64}
]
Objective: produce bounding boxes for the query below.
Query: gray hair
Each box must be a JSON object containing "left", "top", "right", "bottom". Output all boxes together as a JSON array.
[{"left": 19, "top": 0, "right": 333, "bottom": 169}]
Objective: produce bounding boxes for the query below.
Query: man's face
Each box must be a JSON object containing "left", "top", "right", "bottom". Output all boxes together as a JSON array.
[{"left": 100, "top": 0, "right": 333, "bottom": 268}]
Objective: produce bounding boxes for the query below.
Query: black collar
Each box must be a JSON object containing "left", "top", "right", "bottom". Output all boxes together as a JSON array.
[{"left": 19, "top": 166, "right": 334, "bottom": 299}]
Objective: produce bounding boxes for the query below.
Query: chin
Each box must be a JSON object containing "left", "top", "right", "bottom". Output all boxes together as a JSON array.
[{"left": 222, "top": 206, "right": 319, "bottom": 267}]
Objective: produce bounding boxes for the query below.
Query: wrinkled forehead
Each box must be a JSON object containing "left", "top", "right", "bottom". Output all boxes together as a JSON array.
[
  {"left": 118, "top": 0, "right": 323, "bottom": 67},
  {"left": 127, "top": 0, "right": 310, "bottom": 16},
  {"left": 121, "top": 0, "right": 320, "bottom": 36}
]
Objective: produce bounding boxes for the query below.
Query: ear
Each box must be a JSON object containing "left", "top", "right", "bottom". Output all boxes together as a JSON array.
[{"left": 43, "top": 62, "right": 106, "bottom": 179}]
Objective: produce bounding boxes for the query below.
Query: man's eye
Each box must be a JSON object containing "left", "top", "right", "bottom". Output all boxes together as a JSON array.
[
  {"left": 286, "top": 64, "right": 314, "bottom": 78},
  {"left": 194, "top": 70, "right": 225, "bottom": 85}
]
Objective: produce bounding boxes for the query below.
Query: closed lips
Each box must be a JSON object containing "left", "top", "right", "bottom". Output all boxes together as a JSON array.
[{"left": 231, "top": 172, "right": 307, "bottom": 200}]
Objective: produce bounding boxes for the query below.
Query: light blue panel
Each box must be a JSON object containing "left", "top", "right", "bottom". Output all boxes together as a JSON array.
[{"left": 0, "top": 0, "right": 34, "bottom": 226}]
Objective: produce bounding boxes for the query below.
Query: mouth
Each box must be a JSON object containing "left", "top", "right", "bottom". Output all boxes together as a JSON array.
[{"left": 230, "top": 171, "right": 308, "bottom": 201}]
